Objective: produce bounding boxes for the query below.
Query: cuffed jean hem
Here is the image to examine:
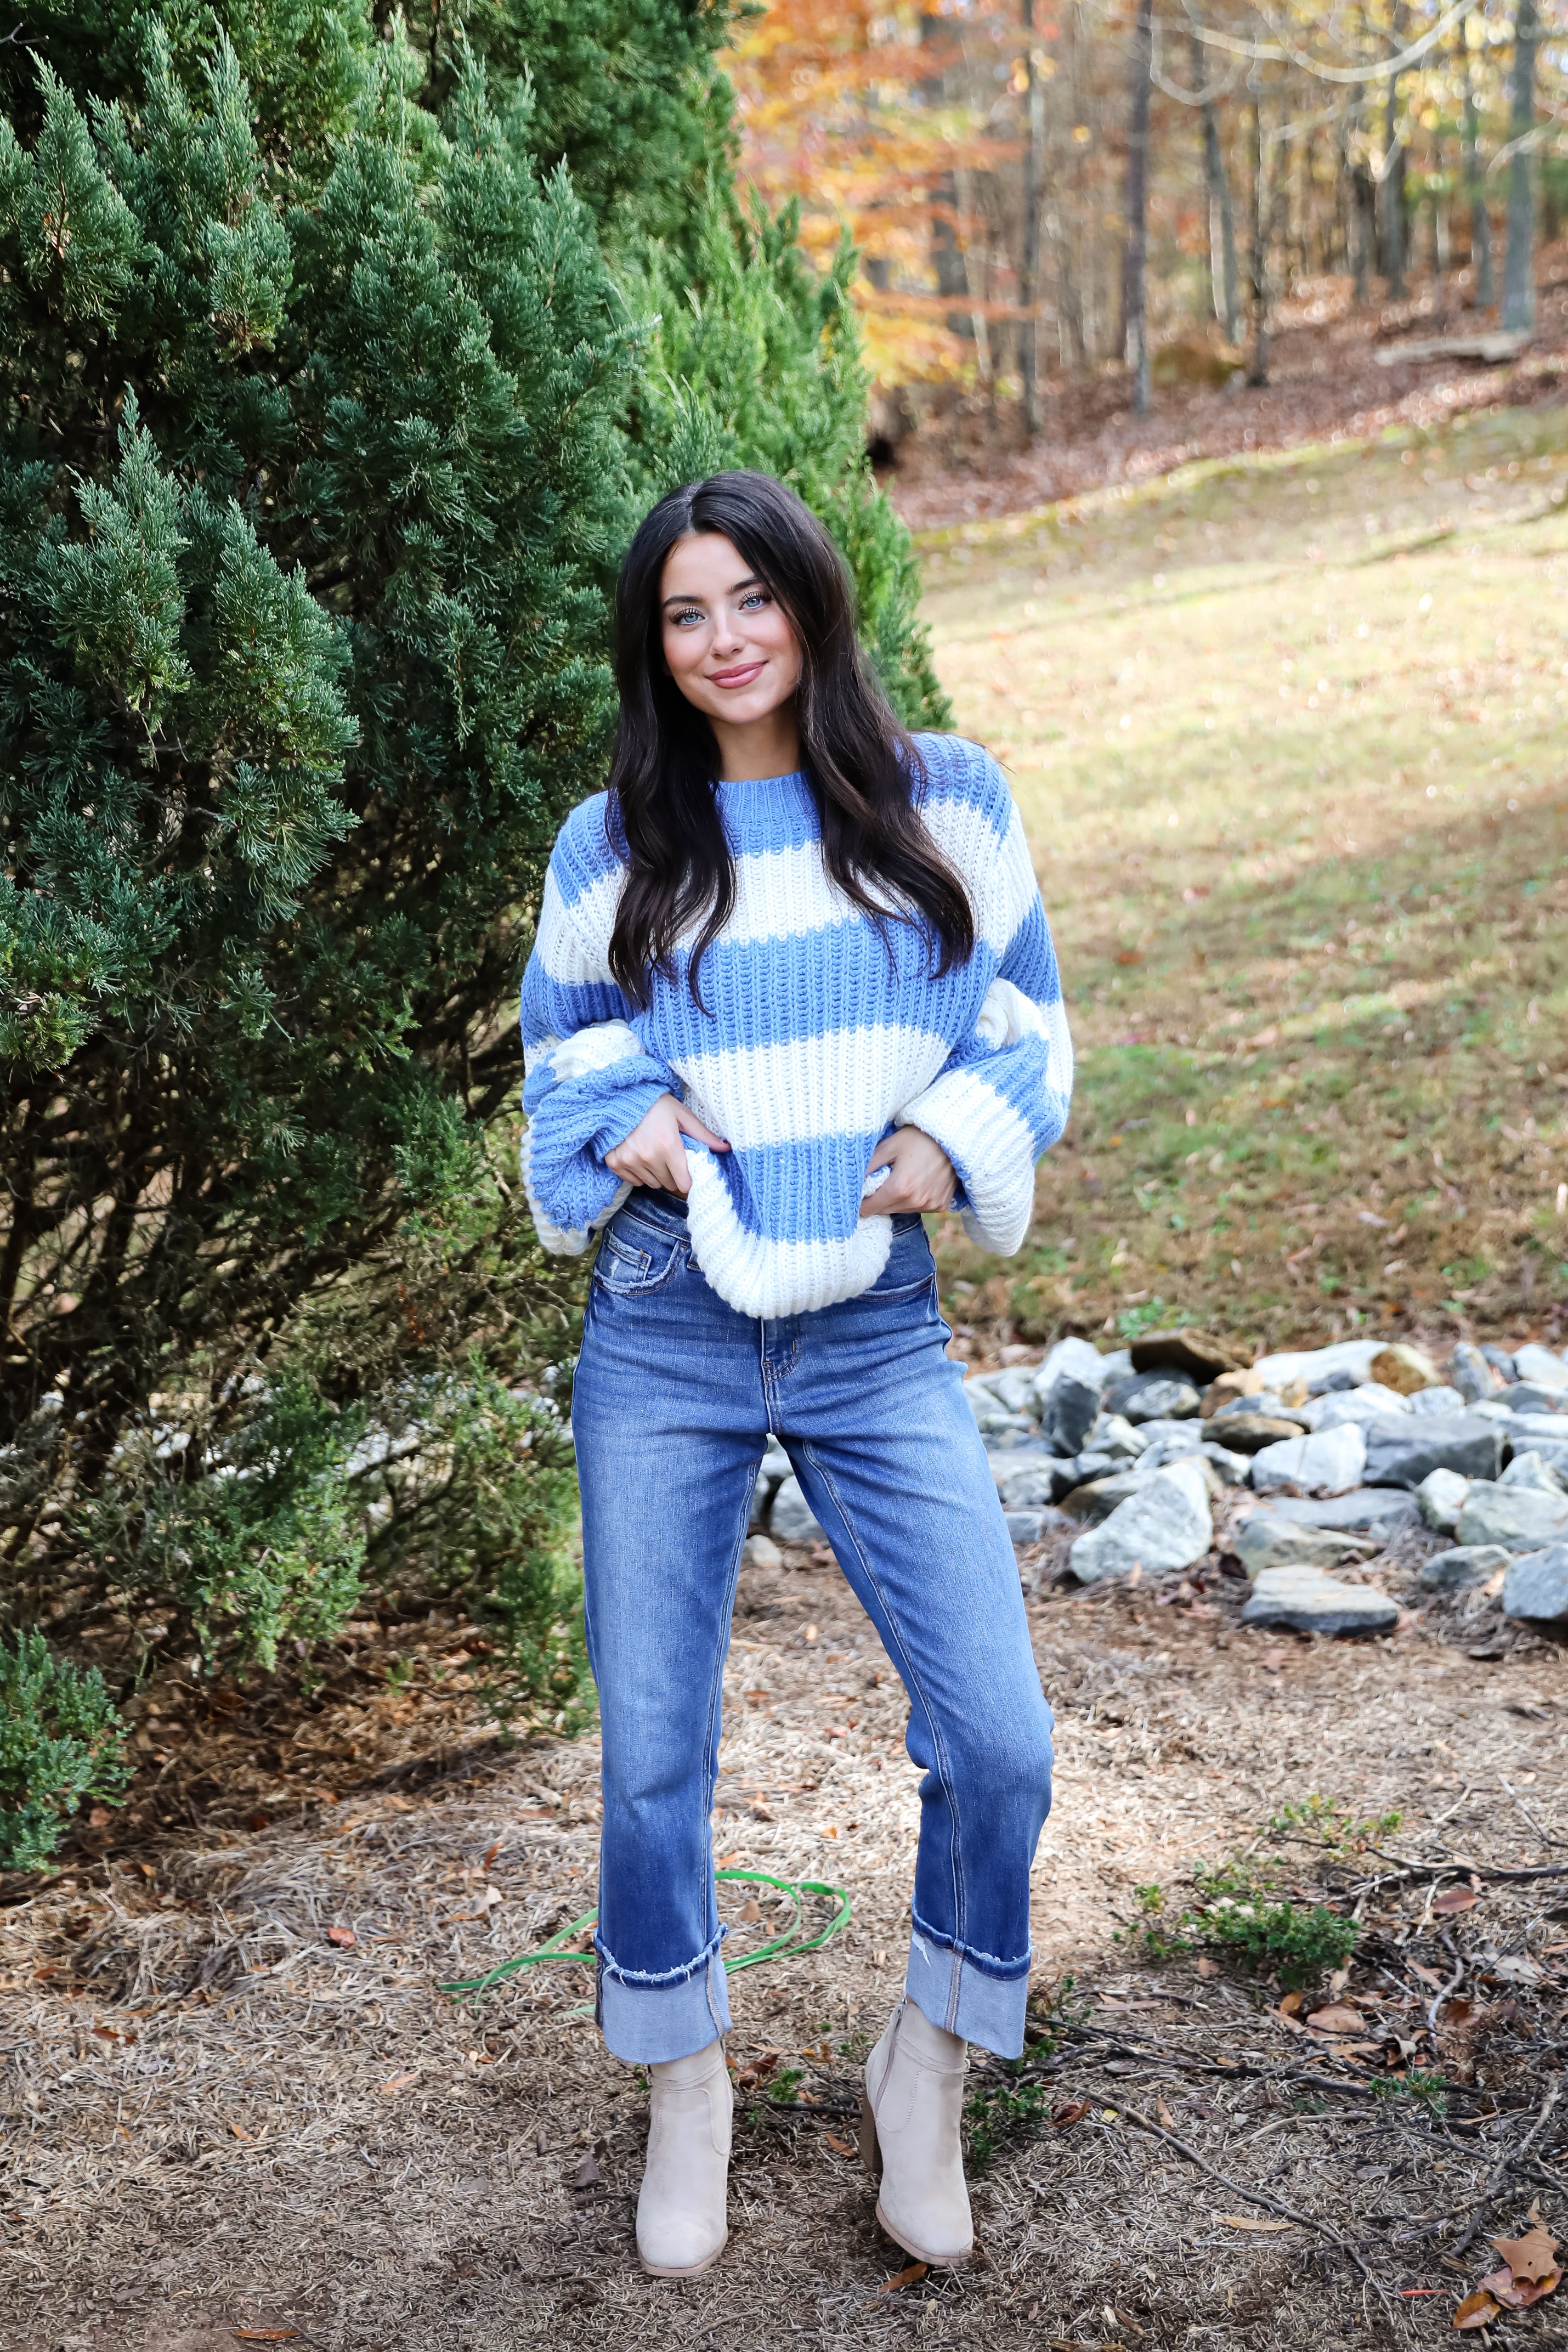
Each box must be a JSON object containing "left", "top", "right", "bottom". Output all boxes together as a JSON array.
[
  {"left": 905, "top": 1922, "right": 1031, "bottom": 2059},
  {"left": 596, "top": 1942, "right": 732, "bottom": 2065}
]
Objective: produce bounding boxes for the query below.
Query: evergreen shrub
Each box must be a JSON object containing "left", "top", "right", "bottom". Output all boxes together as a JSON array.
[{"left": 0, "top": 0, "right": 951, "bottom": 1857}]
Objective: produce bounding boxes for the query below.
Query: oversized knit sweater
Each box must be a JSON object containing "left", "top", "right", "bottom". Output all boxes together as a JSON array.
[{"left": 518, "top": 732, "right": 1073, "bottom": 1320}]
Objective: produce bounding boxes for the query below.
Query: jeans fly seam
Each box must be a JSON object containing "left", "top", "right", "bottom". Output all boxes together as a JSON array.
[{"left": 795, "top": 1439, "right": 970, "bottom": 1966}]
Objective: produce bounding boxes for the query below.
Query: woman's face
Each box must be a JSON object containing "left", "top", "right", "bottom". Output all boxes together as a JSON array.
[{"left": 659, "top": 532, "right": 802, "bottom": 734}]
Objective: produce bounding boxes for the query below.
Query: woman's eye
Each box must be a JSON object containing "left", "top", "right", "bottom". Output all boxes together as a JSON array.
[
  {"left": 740, "top": 590, "right": 771, "bottom": 610},
  {"left": 670, "top": 608, "right": 704, "bottom": 627}
]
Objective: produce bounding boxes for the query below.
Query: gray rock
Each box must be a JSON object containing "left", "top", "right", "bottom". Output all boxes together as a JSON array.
[
  {"left": 1005, "top": 1507, "right": 1072, "bottom": 1547},
  {"left": 1300, "top": 1384, "right": 1411, "bottom": 1432},
  {"left": 1060, "top": 1471, "right": 1148, "bottom": 1523},
  {"left": 1513, "top": 1344, "right": 1568, "bottom": 1392},
  {"left": 1503, "top": 1543, "right": 1568, "bottom": 1621},
  {"left": 964, "top": 1384, "right": 1033, "bottom": 1440},
  {"left": 1480, "top": 1343, "right": 1518, "bottom": 1381},
  {"left": 1500, "top": 1449, "right": 1567, "bottom": 1496},
  {"left": 770, "top": 1474, "right": 826, "bottom": 1545},
  {"left": 1361, "top": 1415, "right": 1504, "bottom": 1490},
  {"left": 1135, "top": 1428, "right": 1207, "bottom": 1474},
  {"left": 744, "top": 1534, "right": 784, "bottom": 1571},
  {"left": 1033, "top": 1337, "right": 1110, "bottom": 1457},
  {"left": 1448, "top": 1342, "right": 1500, "bottom": 1404},
  {"left": 1250, "top": 1424, "right": 1367, "bottom": 1496},
  {"left": 1264, "top": 1488, "right": 1420, "bottom": 1533},
  {"left": 1454, "top": 1480, "right": 1568, "bottom": 1553},
  {"left": 1307, "top": 1367, "right": 1361, "bottom": 1395},
  {"left": 1241, "top": 1565, "right": 1399, "bottom": 1636},
  {"left": 1106, "top": 1370, "right": 1203, "bottom": 1424},
  {"left": 1419, "top": 1544, "right": 1510, "bottom": 1592},
  {"left": 1405, "top": 1386, "right": 1467, "bottom": 1417},
  {"left": 1068, "top": 1458, "right": 1213, "bottom": 1584},
  {"left": 1497, "top": 1382, "right": 1568, "bottom": 1417},
  {"left": 987, "top": 1365, "right": 1046, "bottom": 1417},
  {"left": 1062, "top": 1450, "right": 1116, "bottom": 1490},
  {"left": 992, "top": 1451, "right": 1076, "bottom": 1508},
  {"left": 1086, "top": 1412, "right": 1150, "bottom": 1461},
  {"left": 1235, "top": 1515, "right": 1381, "bottom": 1577},
  {"left": 1417, "top": 1467, "right": 1470, "bottom": 1533},
  {"left": 1201, "top": 1443, "right": 1250, "bottom": 1485}
]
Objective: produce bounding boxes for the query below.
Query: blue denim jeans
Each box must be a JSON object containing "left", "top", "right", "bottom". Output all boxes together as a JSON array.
[{"left": 570, "top": 1191, "right": 1055, "bottom": 2066}]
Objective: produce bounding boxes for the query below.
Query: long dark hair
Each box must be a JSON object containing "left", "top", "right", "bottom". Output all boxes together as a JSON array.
[{"left": 605, "top": 470, "right": 975, "bottom": 1009}]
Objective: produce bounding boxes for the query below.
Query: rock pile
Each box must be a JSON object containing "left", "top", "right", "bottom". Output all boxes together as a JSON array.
[{"left": 740, "top": 1322, "right": 1568, "bottom": 1637}]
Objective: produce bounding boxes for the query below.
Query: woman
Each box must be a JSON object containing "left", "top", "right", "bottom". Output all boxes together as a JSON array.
[{"left": 519, "top": 471, "right": 1072, "bottom": 2279}]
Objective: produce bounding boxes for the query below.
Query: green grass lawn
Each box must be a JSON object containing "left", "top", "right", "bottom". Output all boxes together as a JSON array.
[{"left": 918, "top": 399, "right": 1568, "bottom": 1357}]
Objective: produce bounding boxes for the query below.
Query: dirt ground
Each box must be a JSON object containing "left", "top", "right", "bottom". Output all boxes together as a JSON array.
[
  {"left": 8, "top": 1491, "right": 1568, "bottom": 2352},
  {"left": 887, "top": 259, "right": 1568, "bottom": 533}
]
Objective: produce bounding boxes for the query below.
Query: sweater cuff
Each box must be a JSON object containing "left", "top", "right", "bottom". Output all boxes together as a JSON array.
[{"left": 896, "top": 1066, "right": 1039, "bottom": 1257}]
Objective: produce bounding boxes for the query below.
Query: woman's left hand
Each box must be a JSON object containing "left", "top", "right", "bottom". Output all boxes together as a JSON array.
[{"left": 861, "top": 1126, "right": 957, "bottom": 1216}]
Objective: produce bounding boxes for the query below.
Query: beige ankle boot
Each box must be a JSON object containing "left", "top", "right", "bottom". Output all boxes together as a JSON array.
[
  {"left": 859, "top": 1998, "right": 973, "bottom": 2266},
  {"left": 635, "top": 2039, "right": 732, "bottom": 2277}
]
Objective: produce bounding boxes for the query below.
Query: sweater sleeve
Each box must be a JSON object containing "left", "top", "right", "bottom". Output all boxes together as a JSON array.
[
  {"left": 518, "top": 812, "right": 679, "bottom": 1256},
  {"left": 895, "top": 762, "right": 1073, "bottom": 1257}
]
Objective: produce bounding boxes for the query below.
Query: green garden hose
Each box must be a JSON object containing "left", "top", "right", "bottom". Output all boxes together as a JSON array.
[{"left": 439, "top": 1867, "right": 851, "bottom": 2000}]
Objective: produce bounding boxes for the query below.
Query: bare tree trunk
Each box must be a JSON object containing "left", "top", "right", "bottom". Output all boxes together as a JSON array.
[
  {"left": 1382, "top": 58, "right": 1406, "bottom": 296},
  {"left": 1122, "top": 0, "right": 1154, "bottom": 412},
  {"left": 1018, "top": 0, "right": 1045, "bottom": 437},
  {"left": 1462, "top": 39, "right": 1494, "bottom": 308},
  {"left": 1502, "top": 0, "right": 1538, "bottom": 332},
  {"left": 1191, "top": 22, "right": 1239, "bottom": 340},
  {"left": 921, "top": 11, "right": 971, "bottom": 337},
  {"left": 1247, "top": 98, "right": 1271, "bottom": 384}
]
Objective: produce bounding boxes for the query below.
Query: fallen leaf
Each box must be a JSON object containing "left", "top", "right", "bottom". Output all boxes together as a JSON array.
[
  {"left": 826, "top": 2132, "right": 856, "bottom": 2156},
  {"left": 1218, "top": 2213, "right": 1294, "bottom": 2233},
  {"left": 1277, "top": 1989, "right": 1304, "bottom": 2017},
  {"left": 1116, "top": 949, "right": 1145, "bottom": 965},
  {"left": 384, "top": 1795, "right": 415, "bottom": 1812},
  {"left": 1453, "top": 2287, "right": 1500, "bottom": 2328},
  {"left": 1051, "top": 2099, "right": 1090, "bottom": 2128},
  {"left": 380, "top": 2069, "right": 419, "bottom": 2095},
  {"left": 326, "top": 1925, "right": 355, "bottom": 1948},
  {"left": 480, "top": 1839, "right": 501, "bottom": 1872},
  {"left": 1410, "top": 1962, "right": 1446, "bottom": 1988},
  {"left": 738, "top": 1898, "right": 762, "bottom": 1923},
  {"left": 1156, "top": 2094, "right": 1175, "bottom": 2129},
  {"left": 1305, "top": 2003, "right": 1364, "bottom": 2033},
  {"left": 1434, "top": 1887, "right": 1478, "bottom": 1915},
  {"left": 1491, "top": 2223, "right": 1560, "bottom": 2285},
  {"left": 573, "top": 2151, "right": 602, "bottom": 2187},
  {"left": 1195, "top": 1955, "right": 1215, "bottom": 1978},
  {"left": 229, "top": 2121, "right": 253, "bottom": 2142},
  {"left": 880, "top": 2261, "right": 930, "bottom": 2293}
]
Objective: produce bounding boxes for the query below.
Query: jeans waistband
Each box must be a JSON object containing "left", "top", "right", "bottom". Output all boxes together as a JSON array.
[{"left": 625, "top": 1185, "right": 692, "bottom": 1235}]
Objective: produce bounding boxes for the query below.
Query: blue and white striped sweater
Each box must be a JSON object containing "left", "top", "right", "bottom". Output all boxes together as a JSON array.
[{"left": 518, "top": 732, "right": 1073, "bottom": 1318}]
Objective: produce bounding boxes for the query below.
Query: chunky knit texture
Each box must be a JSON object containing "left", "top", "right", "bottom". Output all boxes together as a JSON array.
[{"left": 518, "top": 733, "right": 1072, "bottom": 1318}]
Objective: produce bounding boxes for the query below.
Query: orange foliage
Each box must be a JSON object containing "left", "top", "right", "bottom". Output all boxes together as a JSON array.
[{"left": 722, "top": 1, "right": 1008, "bottom": 383}]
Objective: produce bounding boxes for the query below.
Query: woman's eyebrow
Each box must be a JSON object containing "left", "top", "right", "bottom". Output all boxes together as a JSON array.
[{"left": 660, "top": 575, "right": 764, "bottom": 607}]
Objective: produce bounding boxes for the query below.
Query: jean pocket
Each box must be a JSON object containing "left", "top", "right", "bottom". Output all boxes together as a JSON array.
[
  {"left": 592, "top": 1222, "right": 686, "bottom": 1296},
  {"left": 859, "top": 1223, "right": 938, "bottom": 1305}
]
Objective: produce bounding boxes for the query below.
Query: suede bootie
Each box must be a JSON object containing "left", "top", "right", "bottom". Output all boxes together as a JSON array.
[
  {"left": 859, "top": 1998, "right": 973, "bottom": 2266},
  {"left": 635, "top": 2038, "right": 733, "bottom": 2277}
]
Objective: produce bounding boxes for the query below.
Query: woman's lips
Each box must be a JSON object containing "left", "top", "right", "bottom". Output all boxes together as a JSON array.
[{"left": 708, "top": 660, "right": 765, "bottom": 688}]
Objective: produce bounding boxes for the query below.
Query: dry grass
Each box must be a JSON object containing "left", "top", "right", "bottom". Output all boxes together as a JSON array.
[{"left": 920, "top": 397, "right": 1568, "bottom": 1360}]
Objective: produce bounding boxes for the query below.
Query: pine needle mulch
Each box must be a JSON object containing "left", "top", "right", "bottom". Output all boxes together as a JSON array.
[{"left": 5, "top": 1513, "right": 1568, "bottom": 2352}]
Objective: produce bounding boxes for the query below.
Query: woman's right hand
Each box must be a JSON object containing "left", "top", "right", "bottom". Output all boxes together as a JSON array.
[{"left": 604, "top": 1093, "right": 729, "bottom": 1196}]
